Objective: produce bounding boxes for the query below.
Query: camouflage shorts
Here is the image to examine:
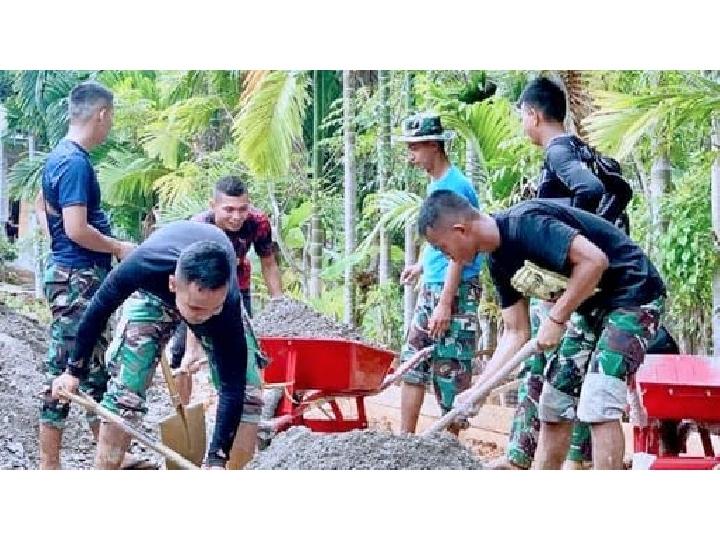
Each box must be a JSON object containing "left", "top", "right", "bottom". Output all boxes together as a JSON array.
[
  {"left": 506, "top": 299, "right": 590, "bottom": 468},
  {"left": 202, "top": 305, "right": 266, "bottom": 425},
  {"left": 401, "top": 280, "right": 480, "bottom": 414},
  {"left": 539, "top": 296, "right": 665, "bottom": 424},
  {"left": 102, "top": 292, "right": 264, "bottom": 424},
  {"left": 41, "top": 263, "right": 109, "bottom": 429}
]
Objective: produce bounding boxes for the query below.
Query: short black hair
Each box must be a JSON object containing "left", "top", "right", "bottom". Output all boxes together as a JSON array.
[
  {"left": 214, "top": 175, "right": 247, "bottom": 198},
  {"left": 417, "top": 190, "right": 477, "bottom": 236},
  {"left": 176, "top": 241, "right": 232, "bottom": 290},
  {"left": 518, "top": 76, "right": 566, "bottom": 123},
  {"left": 69, "top": 81, "right": 114, "bottom": 121}
]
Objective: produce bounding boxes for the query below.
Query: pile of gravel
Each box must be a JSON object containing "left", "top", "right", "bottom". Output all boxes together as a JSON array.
[
  {"left": 253, "top": 297, "right": 370, "bottom": 344},
  {"left": 247, "top": 426, "right": 484, "bottom": 470},
  {"left": 0, "top": 301, "right": 172, "bottom": 470}
]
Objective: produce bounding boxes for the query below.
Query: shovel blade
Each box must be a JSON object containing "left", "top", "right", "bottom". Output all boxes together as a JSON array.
[{"left": 159, "top": 403, "right": 206, "bottom": 469}]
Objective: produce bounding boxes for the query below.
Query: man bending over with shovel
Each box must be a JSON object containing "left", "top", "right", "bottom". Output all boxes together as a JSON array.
[
  {"left": 52, "top": 221, "right": 248, "bottom": 469},
  {"left": 417, "top": 190, "right": 665, "bottom": 469}
]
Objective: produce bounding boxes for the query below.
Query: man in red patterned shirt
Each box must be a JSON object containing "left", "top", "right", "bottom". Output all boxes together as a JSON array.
[
  {"left": 171, "top": 175, "right": 283, "bottom": 468},
  {"left": 192, "top": 175, "right": 283, "bottom": 313}
]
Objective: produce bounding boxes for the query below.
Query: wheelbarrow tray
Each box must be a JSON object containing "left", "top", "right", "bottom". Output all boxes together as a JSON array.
[
  {"left": 636, "top": 354, "right": 720, "bottom": 422},
  {"left": 260, "top": 336, "right": 396, "bottom": 395}
]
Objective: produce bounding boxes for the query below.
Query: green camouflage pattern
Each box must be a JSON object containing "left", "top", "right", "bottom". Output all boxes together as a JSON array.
[
  {"left": 203, "top": 303, "right": 264, "bottom": 424},
  {"left": 506, "top": 299, "right": 591, "bottom": 468},
  {"left": 101, "top": 292, "right": 180, "bottom": 421},
  {"left": 401, "top": 280, "right": 480, "bottom": 416},
  {"left": 101, "top": 291, "right": 263, "bottom": 424},
  {"left": 41, "top": 263, "right": 109, "bottom": 429},
  {"left": 543, "top": 296, "right": 665, "bottom": 419}
]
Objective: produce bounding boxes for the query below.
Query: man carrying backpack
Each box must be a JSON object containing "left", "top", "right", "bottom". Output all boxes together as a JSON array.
[{"left": 492, "top": 76, "right": 635, "bottom": 470}]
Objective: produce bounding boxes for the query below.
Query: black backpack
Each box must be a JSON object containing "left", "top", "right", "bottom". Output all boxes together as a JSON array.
[{"left": 554, "top": 137, "right": 634, "bottom": 232}]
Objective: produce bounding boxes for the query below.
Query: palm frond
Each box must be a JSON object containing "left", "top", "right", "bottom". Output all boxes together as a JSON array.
[
  {"left": 358, "top": 190, "right": 423, "bottom": 253},
  {"left": 585, "top": 73, "right": 720, "bottom": 158},
  {"left": 240, "top": 70, "right": 271, "bottom": 104},
  {"left": 444, "top": 98, "right": 521, "bottom": 172},
  {"left": 8, "top": 151, "right": 48, "bottom": 200},
  {"left": 168, "top": 95, "right": 227, "bottom": 136},
  {"left": 233, "top": 70, "right": 310, "bottom": 178},
  {"left": 155, "top": 182, "right": 208, "bottom": 224},
  {"left": 153, "top": 161, "right": 205, "bottom": 208},
  {"left": 97, "top": 150, "right": 167, "bottom": 209},
  {"left": 140, "top": 117, "right": 185, "bottom": 169}
]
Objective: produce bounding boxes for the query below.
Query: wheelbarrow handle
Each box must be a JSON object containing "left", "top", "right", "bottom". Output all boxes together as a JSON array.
[
  {"left": 59, "top": 389, "right": 200, "bottom": 470},
  {"left": 378, "top": 346, "right": 435, "bottom": 392},
  {"left": 421, "top": 339, "right": 538, "bottom": 437}
]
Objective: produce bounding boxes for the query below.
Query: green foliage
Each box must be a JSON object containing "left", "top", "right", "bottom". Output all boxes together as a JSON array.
[
  {"left": 657, "top": 162, "right": 717, "bottom": 343},
  {"left": 359, "top": 282, "right": 404, "bottom": 350},
  {"left": 0, "top": 235, "right": 18, "bottom": 264},
  {"left": 586, "top": 72, "right": 720, "bottom": 159},
  {"left": 7, "top": 151, "right": 47, "bottom": 200},
  {"left": 233, "top": 70, "right": 310, "bottom": 178}
]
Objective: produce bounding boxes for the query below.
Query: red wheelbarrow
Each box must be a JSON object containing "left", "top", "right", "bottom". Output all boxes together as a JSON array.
[
  {"left": 258, "top": 337, "right": 432, "bottom": 434},
  {"left": 633, "top": 354, "right": 720, "bottom": 469}
]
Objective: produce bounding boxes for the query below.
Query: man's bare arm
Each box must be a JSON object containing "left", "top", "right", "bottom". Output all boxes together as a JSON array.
[{"left": 62, "top": 206, "right": 135, "bottom": 259}]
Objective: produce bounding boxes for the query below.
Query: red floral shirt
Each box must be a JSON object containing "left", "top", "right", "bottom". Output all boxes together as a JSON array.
[{"left": 192, "top": 208, "right": 274, "bottom": 291}]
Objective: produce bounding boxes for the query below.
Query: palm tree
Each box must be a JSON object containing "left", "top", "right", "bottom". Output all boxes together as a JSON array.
[
  {"left": 402, "top": 72, "right": 417, "bottom": 333},
  {"left": 560, "top": 71, "right": 595, "bottom": 139},
  {"left": 342, "top": 70, "right": 356, "bottom": 324},
  {"left": 711, "top": 113, "right": 720, "bottom": 354},
  {"left": 308, "top": 70, "right": 323, "bottom": 299},
  {"left": 377, "top": 70, "right": 391, "bottom": 285}
]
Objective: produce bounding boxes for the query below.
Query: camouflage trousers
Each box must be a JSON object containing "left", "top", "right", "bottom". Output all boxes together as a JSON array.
[
  {"left": 507, "top": 299, "right": 591, "bottom": 469},
  {"left": 401, "top": 280, "right": 480, "bottom": 415},
  {"left": 539, "top": 296, "right": 665, "bottom": 425},
  {"left": 41, "top": 263, "right": 110, "bottom": 429},
  {"left": 101, "top": 291, "right": 264, "bottom": 425}
]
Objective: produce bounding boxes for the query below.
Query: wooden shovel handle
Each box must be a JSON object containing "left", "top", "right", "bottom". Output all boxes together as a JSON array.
[
  {"left": 422, "top": 339, "right": 538, "bottom": 437},
  {"left": 60, "top": 390, "right": 200, "bottom": 470}
]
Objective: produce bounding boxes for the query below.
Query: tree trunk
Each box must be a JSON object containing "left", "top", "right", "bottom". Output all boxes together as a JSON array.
[
  {"left": 402, "top": 72, "right": 417, "bottom": 334},
  {"left": 342, "top": 71, "right": 356, "bottom": 325},
  {"left": 649, "top": 144, "right": 671, "bottom": 259},
  {"left": 27, "top": 135, "right": 45, "bottom": 299},
  {"left": 308, "top": 70, "right": 323, "bottom": 299},
  {"left": 711, "top": 114, "right": 720, "bottom": 355},
  {"left": 0, "top": 105, "right": 8, "bottom": 240},
  {"left": 559, "top": 71, "right": 595, "bottom": 139},
  {"left": 377, "top": 70, "right": 391, "bottom": 285},
  {"left": 465, "top": 143, "right": 481, "bottom": 189}
]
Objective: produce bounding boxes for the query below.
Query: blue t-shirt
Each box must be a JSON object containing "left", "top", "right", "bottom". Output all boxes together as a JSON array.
[
  {"left": 42, "top": 139, "right": 112, "bottom": 269},
  {"left": 422, "top": 165, "right": 484, "bottom": 283}
]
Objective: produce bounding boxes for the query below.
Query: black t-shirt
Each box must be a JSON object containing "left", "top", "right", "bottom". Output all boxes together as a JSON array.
[
  {"left": 489, "top": 200, "right": 666, "bottom": 314},
  {"left": 69, "top": 220, "right": 247, "bottom": 461},
  {"left": 538, "top": 135, "right": 605, "bottom": 213}
]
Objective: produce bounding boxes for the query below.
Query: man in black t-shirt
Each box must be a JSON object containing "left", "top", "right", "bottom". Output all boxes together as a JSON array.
[
  {"left": 418, "top": 191, "right": 666, "bottom": 470},
  {"left": 52, "top": 221, "right": 249, "bottom": 469}
]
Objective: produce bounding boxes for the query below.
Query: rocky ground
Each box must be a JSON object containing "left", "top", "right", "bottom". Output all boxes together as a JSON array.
[{"left": 0, "top": 301, "right": 174, "bottom": 469}]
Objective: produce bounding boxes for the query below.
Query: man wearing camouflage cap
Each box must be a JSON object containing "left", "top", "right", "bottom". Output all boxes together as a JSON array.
[{"left": 395, "top": 113, "right": 483, "bottom": 435}]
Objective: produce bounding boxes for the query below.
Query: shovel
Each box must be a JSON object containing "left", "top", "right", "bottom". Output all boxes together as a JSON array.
[
  {"left": 158, "top": 353, "right": 207, "bottom": 469},
  {"left": 422, "top": 339, "right": 538, "bottom": 436},
  {"left": 59, "top": 389, "right": 199, "bottom": 470}
]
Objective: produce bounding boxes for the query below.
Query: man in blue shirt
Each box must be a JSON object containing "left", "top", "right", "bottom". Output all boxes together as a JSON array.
[
  {"left": 395, "top": 113, "right": 483, "bottom": 435},
  {"left": 38, "top": 81, "right": 136, "bottom": 469}
]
